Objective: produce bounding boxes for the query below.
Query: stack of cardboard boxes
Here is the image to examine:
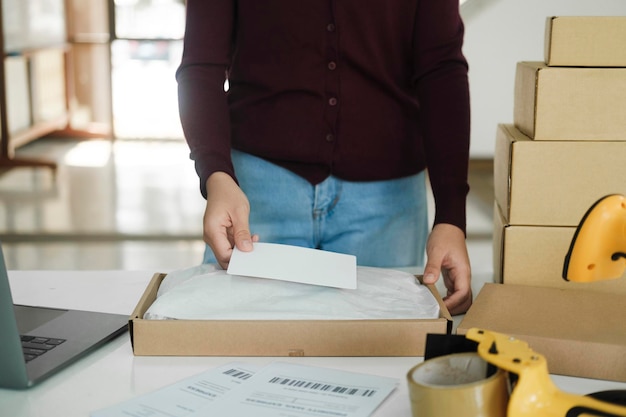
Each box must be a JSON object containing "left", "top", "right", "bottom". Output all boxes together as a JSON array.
[
  {"left": 459, "top": 17, "right": 626, "bottom": 382},
  {"left": 495, "top": 16, "right": 626, "bottom": 293}
]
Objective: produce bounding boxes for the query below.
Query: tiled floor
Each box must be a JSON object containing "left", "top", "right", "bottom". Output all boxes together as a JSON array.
[{"left": 0, "top": 138, "right": 494, "bottom": 275}]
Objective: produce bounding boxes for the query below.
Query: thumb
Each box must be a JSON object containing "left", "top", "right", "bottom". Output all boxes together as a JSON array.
[
  {"left": 232, "top": 211, "right": 254, "bottom": 252},
  {"left": 422, "top": 258, "right": 442, "bottom": 285}
]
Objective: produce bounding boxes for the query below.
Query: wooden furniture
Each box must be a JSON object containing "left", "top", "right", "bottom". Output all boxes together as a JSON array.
[
  {"left": 0, "top": 1, "right": 65, "bottom": 170},
  {"left": 0, "top": 0, "right": 113, "bottom": 171}
]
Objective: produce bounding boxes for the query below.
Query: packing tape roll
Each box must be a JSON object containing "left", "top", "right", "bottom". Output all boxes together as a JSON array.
[{"left": 407, "top": 352, "right": 509, "bottom": 417}]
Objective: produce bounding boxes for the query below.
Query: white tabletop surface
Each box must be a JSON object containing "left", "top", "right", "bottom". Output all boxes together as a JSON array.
[{"left": 2, "top": 270, "right": 625, "bottom": 417}]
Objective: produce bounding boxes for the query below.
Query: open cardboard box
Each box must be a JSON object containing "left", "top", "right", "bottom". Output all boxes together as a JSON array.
[
  {"left": 457, "top": 283, "right": 626, "bottom": 382},
  {"left": 129, "top": 273, "right": 452, "bottom": 357}
]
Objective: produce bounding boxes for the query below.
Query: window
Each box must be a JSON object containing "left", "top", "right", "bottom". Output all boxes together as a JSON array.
[{"left": 111, "top": 0, "right": 186, "bottom": 139}]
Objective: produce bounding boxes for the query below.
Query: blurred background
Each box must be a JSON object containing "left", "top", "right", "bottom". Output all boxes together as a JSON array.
[{"left": 0, "top": 0, "right": 623, "bottom": 272}]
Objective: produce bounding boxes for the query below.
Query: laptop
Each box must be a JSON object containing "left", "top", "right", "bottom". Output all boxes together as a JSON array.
[{"left": 0, "top": 247, "right": 129, "bottom": 389}]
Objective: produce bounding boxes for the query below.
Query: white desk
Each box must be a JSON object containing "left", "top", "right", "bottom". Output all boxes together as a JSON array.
[{"left": 2, "top": 270, "right": 625, "bottom": 417}]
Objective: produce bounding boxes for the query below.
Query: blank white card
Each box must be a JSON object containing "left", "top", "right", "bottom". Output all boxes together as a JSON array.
[{"left": 227, "top": 242, "right": 357, "bottom": 289}]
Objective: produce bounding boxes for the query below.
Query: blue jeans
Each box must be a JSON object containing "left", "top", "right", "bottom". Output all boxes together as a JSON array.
[{"left": 203, "top": 150, "right": 428, "bottom": 268}]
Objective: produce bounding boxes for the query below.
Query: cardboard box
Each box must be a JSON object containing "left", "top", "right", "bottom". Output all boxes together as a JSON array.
[
  {"left": 545, "top": 16, "right": 626, "bottom": 67},
  {"left": 494, "top": 124, "right": 626, "bottom": 226},
  {"left": 493, "top": 203, "right": 626, "bottom": 294},
  {"left": 514, "top": 61, "right": 626, "bottom": 140},
  {"left": 457, "top": 283, "right": 626, "bottom": 382},
  {"left": 130, "top": 273, "right": 452, "bottom": 356}
]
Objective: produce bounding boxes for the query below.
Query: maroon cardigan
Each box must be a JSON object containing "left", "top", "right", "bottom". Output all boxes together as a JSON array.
[{"left": 177, "top": 0, "right": 470, "bottom": 233}]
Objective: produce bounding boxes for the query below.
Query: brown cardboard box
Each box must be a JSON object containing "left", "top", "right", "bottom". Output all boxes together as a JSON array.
[
  {"left": 514, "top": 62, "right": 626, "bottom": 140},
  {"left": 494, "top": 124, "right": 626, "bottom": 226},
  {"left": 493, "top": 203, "right": 626, "bottom": 294},
  {"left": 130, "top": 273, "right": 452, "bottom": 356},
  {"left": 457, "top": 283, "right": 626, "bottom": 382},
  {"left": 545, "top": 16, "right": 626, "bottom": 67}
]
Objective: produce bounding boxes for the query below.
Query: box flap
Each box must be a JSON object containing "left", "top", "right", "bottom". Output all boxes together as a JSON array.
[
  {"left": 417, "top": 274, "right": 452, "bottom": 325},
  {"left": 458, "top": 283, "right": 626, "bottom": 381},
  {"left": 129, "top": 273, "right": 167, "bottom": 349}
]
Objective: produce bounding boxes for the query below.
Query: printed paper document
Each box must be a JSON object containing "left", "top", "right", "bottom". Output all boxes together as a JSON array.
[
  {"left": 197, "top": 361, "right": 398, "bottom": 417},
  {"left": 92, "top": 361, "right": 397, "bottom": 417},
  {"left": 91, "top": 362, "right": 261, "bottom": 417}
]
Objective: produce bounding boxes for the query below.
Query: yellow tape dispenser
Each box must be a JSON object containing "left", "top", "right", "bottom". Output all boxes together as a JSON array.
[
  {"left": 563, "top": 194, "right": 626, "bottom": 283},
  {"left": 467, "top": 328, "right": 626, "bottom": 417}
]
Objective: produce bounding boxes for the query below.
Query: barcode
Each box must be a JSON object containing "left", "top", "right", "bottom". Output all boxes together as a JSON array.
[
  {"left": 268, "top": 377, "right": 377, "bottom": 397},
  {"left": 223, "top": 368, "right": 254, "bottom": 380}
]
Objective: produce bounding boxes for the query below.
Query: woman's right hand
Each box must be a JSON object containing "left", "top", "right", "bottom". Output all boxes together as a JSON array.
[{"left": 203, "top": 172, "right": 257, "bottom": 269}]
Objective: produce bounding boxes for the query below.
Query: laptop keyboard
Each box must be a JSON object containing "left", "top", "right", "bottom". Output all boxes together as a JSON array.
[{"left": 21, "top": 335, "right": 66, "bottom": 362}]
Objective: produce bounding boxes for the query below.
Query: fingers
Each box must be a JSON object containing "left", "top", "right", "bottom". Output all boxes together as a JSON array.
[
  {"left": 203, "top": 208, "right": 239, "bottom": 269},
  {"left": 231, "top": 204, "right": 254, "bottom": 252},
  {"left": 423, "top": 258, "right": 471, "bottom": 314},
  {"left": 442, "top": 270, "right": 472, "bottom": 315},
  {"left": 423, "top": 223, "right": 473, "bottom": 315},
  {"left": 207, "top": 230, "right": 235, "bottom": 269},
  {"left": 204, "top": 172, "right": 255, "bottom": 269}
]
